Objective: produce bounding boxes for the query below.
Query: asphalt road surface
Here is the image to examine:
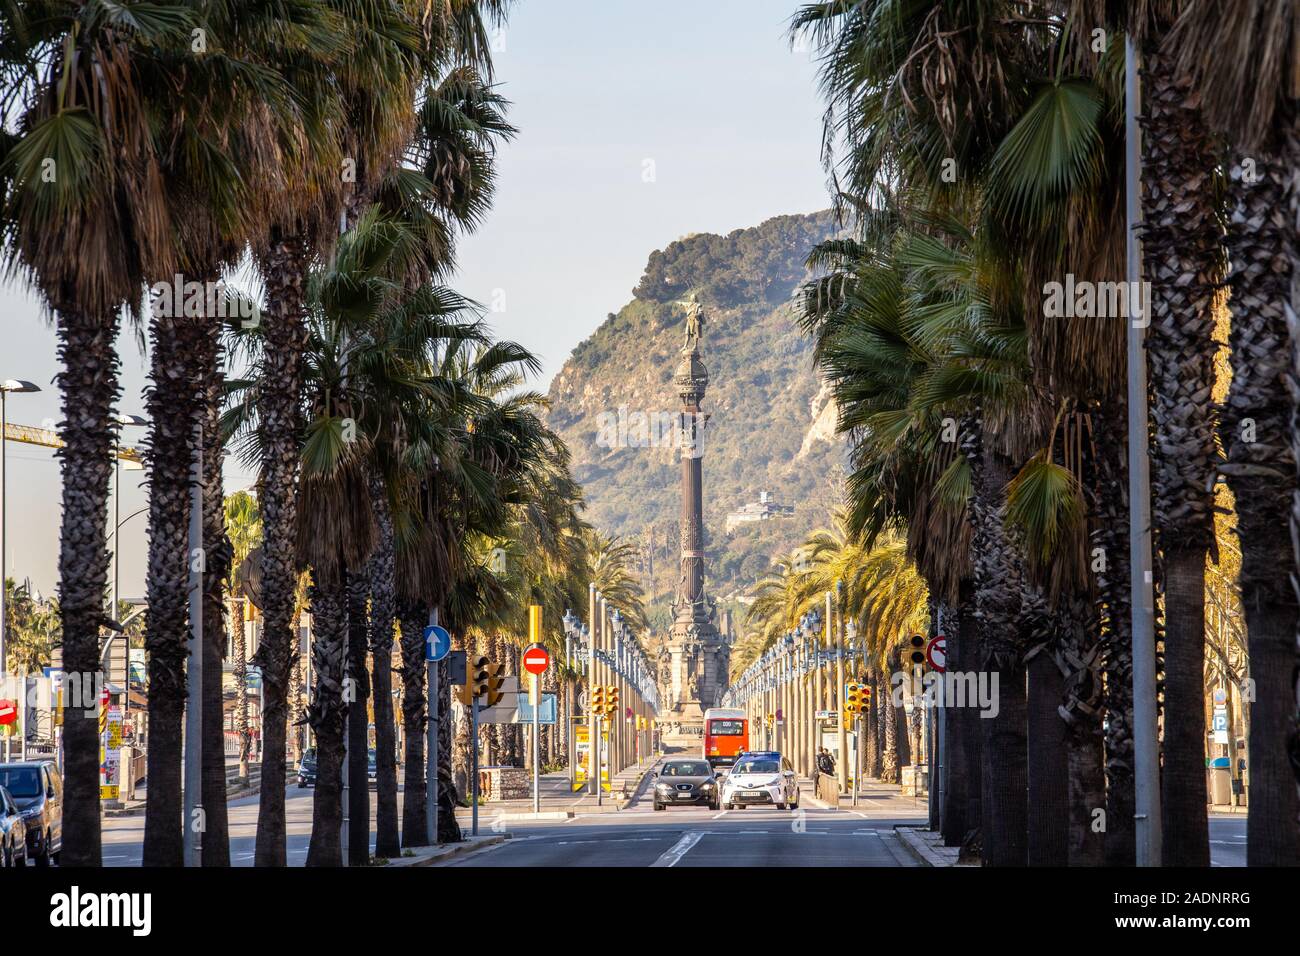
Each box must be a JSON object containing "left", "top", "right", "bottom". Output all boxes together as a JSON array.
[
  {"left": 97, "top": 778, "right": 1251, "bottom": 867},
  {"left": 441, "top": 805, "right": 922, "bottom": 867}
]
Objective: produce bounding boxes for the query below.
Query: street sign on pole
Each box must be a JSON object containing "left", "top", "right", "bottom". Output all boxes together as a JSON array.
[
  {"left": 522, "top": 642, "right": 550, "bottom": 675},
  {"left": 925, "top": 636, "right": 947, "bottom": 672},
  {"left": 423, "top": 624, "right": 452, "bottom": 663}
]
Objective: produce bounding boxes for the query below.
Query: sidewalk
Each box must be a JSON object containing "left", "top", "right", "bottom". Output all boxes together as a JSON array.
[
  {"left": 894, "top": 826, "right": 971, "bottom": 866},
  {"left": 802, "top": 776, "right": 931, "bottom": 816},
  {"left": 452, "top": 754, "right": 662, "bottom": 822}
]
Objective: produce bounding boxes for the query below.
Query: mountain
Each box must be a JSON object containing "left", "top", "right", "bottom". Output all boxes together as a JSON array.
[{"left": 545, "top": 210, "right": 847, "bottom": 599}]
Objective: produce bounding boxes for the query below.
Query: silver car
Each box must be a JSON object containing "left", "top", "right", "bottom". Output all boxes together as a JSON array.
[{"left": 720, "top": 752, "right": 800, "bottom": 810}]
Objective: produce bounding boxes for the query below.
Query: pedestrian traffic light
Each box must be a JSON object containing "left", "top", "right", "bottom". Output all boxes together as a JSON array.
[{"left": 484, "top": 661, "right": 506, "bottom": 707}]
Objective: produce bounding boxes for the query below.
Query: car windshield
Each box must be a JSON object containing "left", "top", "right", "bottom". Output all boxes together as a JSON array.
[
  {"left": 0, "top": 767, "right": 41, "bottom": 798},
  {"left": 368, "top": 750, "right": 376, "bottom": 769},
  {"left": 733, "top": 759, "right": 779, "bottom": 775},
  {"left": 300, "top": 750, "right": 317, "bottom": 769},
  {"left": 661, "top": 762, "right": 709, "bottom": 777}
]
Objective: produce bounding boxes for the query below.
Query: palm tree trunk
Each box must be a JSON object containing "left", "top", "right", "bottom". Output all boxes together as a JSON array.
[
  {"left": 52, "top": 299, "right": 119, "bottom": 867},
  {"left": 288, "top": 608, "right": 304, "bottom": 763},
  {"left": 253, "top": 234, "right": 311, "bottom": 867},
  {"left": 200, "top": 325, "right": 232, "bottom": 866},
  {"left": 233, "top": 603, "right": 250, "bottom": 781},
  {"left": 346, "top": 572, "right": 371, "bottom": 865},
  {"left": 1219, "top": 149, "right": 1300, "bottom": 865},
  {"left": 436, "top": 606, "right": 464, "bottom": 844},
  {"left": 964, "top": 417, "right": 1028, "bottom": 866},
  {"left": 1025, "top": 623, "right": 1068, "bottom": 866},
  {"left": 1057, "top": 592, "right": 1105, "bottom": 866},
  {"left": 1091, "top": 401, "right": 1136, "bottom": 865},
  {"left": 941, "top": 584, "right": 981, "bottom": 848},
  {"left": 366, "top": 477, "right": 400, "bottom": 859},
  {"left": 305, "top": 569, "right": 347, "bottom": 867},
  {"left": 1140, "top": 47, "right": 1223, "bottom": 868},
  {"left": 881, "top": 661, "right": 899, "bottom": 783},
  {"left": 398, "top": 601, "right": 429, "bottom": 847},
  {"left": 142, "top": 310, "right": 202, "bottom": 867}
]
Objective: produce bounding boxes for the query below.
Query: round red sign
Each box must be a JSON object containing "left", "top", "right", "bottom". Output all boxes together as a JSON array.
[
  {"left": 926, "top": 636, "right": 947, "bottom": 672},
  {"left": 522, "top": 643, "right": 550, "bottom": 675},
  {"left": 0, "top": 699, "right": 16, "bottom": 725}
]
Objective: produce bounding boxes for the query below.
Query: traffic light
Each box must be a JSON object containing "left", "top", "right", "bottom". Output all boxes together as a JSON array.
[
  {"left": 608, "top": 686, "right": 620, "bottom": 714},
  {"left": 456, "top": 655, "right": 487, "bottom": 706},
  {"left": 484, "top": 661, "right": 506, "bottom": 708},
  {"left": 907, "top": 634, "right": 926, "bottom": 668},
  {"left": 862, "top": 685, "right": 873, "bottom": 707},
  {"left": 591, "top": 686, "right": 607, "bottom": 716},
  {"left": 471, "top": 655, "right": 491, "bottom": 701},
  {"left": 844, "top": 681, "right": 864, "bottom": 715}
]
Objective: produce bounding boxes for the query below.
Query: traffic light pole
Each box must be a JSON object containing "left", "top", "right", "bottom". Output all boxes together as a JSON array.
[
  {"left": 853, "top": 715, "right": 861, "bottom": 809},
  {"left": 470, "top": 695, "right": 480, "bottom": 836},
  {"left": 594, "top": 714, "right": 603, "bottom": 807}
]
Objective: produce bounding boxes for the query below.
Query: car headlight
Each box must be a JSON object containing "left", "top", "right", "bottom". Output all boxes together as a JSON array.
[
  {"left": 700, "top": 782, "right": 715, "bottom": 790},
  {"left": 656, "top": 783, "right": 672, "bottom": 792},
  {"left": 19, "top": 807, "right": 42, "bottom": 820}
]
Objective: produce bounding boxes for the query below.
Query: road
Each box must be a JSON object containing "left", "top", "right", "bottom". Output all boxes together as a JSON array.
[
  {"left": 442, "top": 805, "right": 921, "bottom": 867},
  {"left": 97, "top": 767, "right": 1251, "bottom": 867}
]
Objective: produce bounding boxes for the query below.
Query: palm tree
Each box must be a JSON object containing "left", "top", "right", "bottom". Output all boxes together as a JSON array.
[
  {"left": 1166, "top": 0, "right": 1300, "bottom": 866},
  {"left": 0, "top": 0, "right": 214, "bottom": 868},
  {"left": 225, "top": 492, "right": 263, "bottom": 783}
]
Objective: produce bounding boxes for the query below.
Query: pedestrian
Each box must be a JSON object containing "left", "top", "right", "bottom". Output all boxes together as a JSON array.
[{"left": 816, "top": 747, "right": 835, "bottom": 777}]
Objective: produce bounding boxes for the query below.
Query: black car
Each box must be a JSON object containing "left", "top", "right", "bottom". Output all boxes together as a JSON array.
[
  {"left": 296, "top": 749, "right": 317, "bottom": 788},
  {"left": 651, "top": 758, "right": 720, "bottom": 811},
  {"left": 0, "top": 786, "right": 27, "bottom": 867},
  {"left": 0, "top": 762, "right": 61, "bottom": 865}
]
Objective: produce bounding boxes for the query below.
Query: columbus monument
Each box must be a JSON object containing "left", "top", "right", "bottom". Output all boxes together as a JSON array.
[{"left": 661, "top": 300, "right": 729, "bottom": 728}]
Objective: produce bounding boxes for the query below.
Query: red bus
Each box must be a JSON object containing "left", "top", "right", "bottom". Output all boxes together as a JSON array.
[{"left": 703, "top": 708, "right": 747, "bottom": 768}]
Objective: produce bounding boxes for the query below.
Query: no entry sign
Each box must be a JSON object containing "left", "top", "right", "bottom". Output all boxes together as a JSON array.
[
  {"left": 0, "top": 699, "right": 15, "bottom": 725},
  {"left": 523, "top": 643, "right": 550, "bottom": 675}
]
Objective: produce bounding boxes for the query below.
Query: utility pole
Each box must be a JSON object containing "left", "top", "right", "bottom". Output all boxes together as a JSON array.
[
  {"left": 834, "top": 586, "right": 848, "bottom": 794},
  {"left": 588, "top": 585, "right": 599, "bottom": 796},
  {"left": 1126, "top": 34, "right": 1161, "bottom": 868}
]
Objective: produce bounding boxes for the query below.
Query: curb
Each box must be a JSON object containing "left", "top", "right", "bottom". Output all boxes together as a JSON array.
[
  {"left": 892, "top": 825, "right": 968, "bottom": 868},
  {"left": 490, "top": 811, "right": 573, "bottom": 821},
  {"left": 407, "top": 833, "right": 510, "bottom": 866}
]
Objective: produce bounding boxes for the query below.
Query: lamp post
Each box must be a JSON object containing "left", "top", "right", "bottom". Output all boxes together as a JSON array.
[
  {"left": 1, "top": 380, "right": 40, "bottom": 763},
  {"left": 109, "top": 414, "right": 146, "bottom": 739}
]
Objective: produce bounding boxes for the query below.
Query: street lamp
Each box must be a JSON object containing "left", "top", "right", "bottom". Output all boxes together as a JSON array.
[{"left": 1, "top": 379, "right": 41, "bottom": 762}]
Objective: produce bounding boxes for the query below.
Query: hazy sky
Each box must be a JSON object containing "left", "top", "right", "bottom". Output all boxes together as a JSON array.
[{"left": 1, "top": 0, "right": 830, "bottom": 598}]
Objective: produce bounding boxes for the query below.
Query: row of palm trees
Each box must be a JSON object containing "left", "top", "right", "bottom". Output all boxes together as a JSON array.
[
  {"left": 0, "top": 0, "right": 637, "bottom": 867},
  {"left": 731, "top": 519, "right": 929, "bottom": 784},
  {"left": 790, "top": 0, "right": 1298, "bottom": 865}
]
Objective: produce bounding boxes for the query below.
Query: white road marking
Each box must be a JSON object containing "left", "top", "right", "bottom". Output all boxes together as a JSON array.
[
  {"left": 711, "top": 810, "right": 729, "bottom": 820},
  {"left": 651, "top": 831, "right": 705, "bottom": 867}
]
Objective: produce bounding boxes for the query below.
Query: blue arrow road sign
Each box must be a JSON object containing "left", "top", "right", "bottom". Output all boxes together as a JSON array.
[{"left": 424, "top": 625, "right": 452, "bottom": 662}]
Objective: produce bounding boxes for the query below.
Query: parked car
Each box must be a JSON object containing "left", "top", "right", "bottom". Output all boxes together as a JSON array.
[
  {"left": 297, "top": 749, "right": 317, "bottom": 788},
  {"left": 651, "top": 758, "right": 720, "bottom": 811},
  {"left": 367, "top": 749, "right": 377, "bottom": 789},
  {"left": 720, "top": 752, "right": 800, "bottom": 810},
  {"left": 0, "top": 786, "right": 27, "bottom": 867},
  {"left": 0, "top": 761, "right": 61, "bottom": 865}
]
